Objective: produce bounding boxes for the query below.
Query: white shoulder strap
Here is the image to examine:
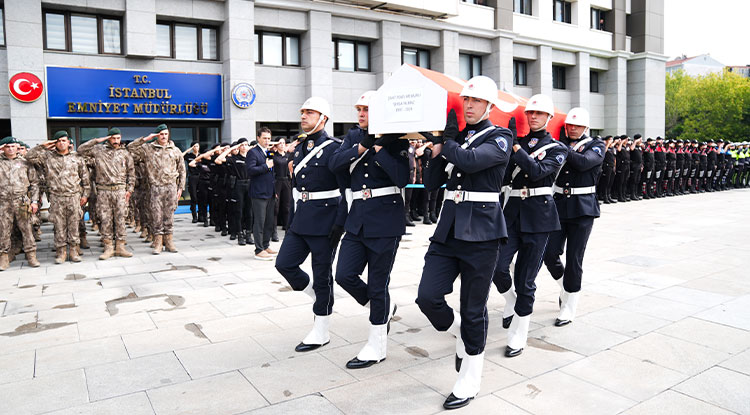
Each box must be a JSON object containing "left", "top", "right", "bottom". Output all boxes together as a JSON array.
[
  {"left": 572, "top": 137, "right": 593, "bottom": 151},
  {"left": 294, "top": 140, "right": 335, "bottom": 176},
  {"left": 350, "top": 149, "right": 369, "bottom": 174},
  {"left": 510, "top": 142, "right": 560, "bottom": 183},
  {"left": 445, "top": 125, "right": 497, "bottom": 176}
]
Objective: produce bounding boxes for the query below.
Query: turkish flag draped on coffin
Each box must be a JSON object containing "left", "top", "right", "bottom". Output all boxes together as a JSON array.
[{"left": 368, "top": 64, "right": 567, "bottom": 140}]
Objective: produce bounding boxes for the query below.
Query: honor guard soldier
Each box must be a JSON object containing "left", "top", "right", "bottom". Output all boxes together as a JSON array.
[
  {"left": 78, "top": 128, "right": 136, "bottom": 260},
  {"left": 0, "top": 137, "right": 41, "bottom": 270},
  {"left": 642, "top": 138, "right": 656, "bottom": 198},
  {"left": 596, "top": 136, "right": 615, "bottom": 203},
  {"left": 614, "top": 135, "right": 631, "bottom": 202},
  {"left": 690, "top": 140, "right": 700, "bottom": 193},
  {"left": 665, "top": 139, "right": 677, "bottom": 196},
  {"left": 493, "top": 94, "right": 568, "bottom": 357},
  {"left": 706, "top": 139, "right": 718, "bottom": 192},
  {"left": 629, "top": 134, "right": 643, "bottom": 200},
  {"left": 275, "top": 97, "right": 346, "bottom": 353},
  {"left": 698, "top": 141, "right": 708, "bottom": 192},
  {"left": 183, "top": 141, "right": 200, "bottom": 223},
  {"left": 543, "top": 108, "right": 604, "bottom": 326},
  {"left": 329, "top": 90, "right": 409, "bottom": 370},
  {"left": 27, "top": 131, "right": 90, "bottom": 264},
  {"left": 652, "top": 137, "right": 666, "bottom": 197},
  {"left": 415, "top": 76, "right": 512, "bottom": 410},
  {"left": 675, "top": 139, "right": 686, "bottom": 195}
]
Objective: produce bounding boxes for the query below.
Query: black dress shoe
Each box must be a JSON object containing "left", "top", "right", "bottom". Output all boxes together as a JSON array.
[
  {"left": 502, "top": 315, "right": 513, "bottom": 329},
  {"left": 295, "top": 341, "right": 328, "bottom": 352},
  {"left": 455, "top": 354, "right": 462, "bottom": 372},
  {"left": 423, "top": 216, "right": 433, "bottom": 225},
  {"left": 443, "top": 393, "right": 473, "bottom": 410},
  {"left": 505, "top": 345, "right": 523, "bottom": 357},
  {"left": 203, "top": 220, "right": 209, "bottom": 227},
  {"left": 238, "top": 237, "right": 246, "bottom": 246},
  {"left": 221, "top": 229, "right": 228, "bottom": 236},
  {"left": 430, "top": 213, "right": 438, "bottom": 223},
  {"left": 346, "top": 356, "right": 383, "bottom": 369},
  {"left": 272, "top": 232, "right": 279, "bottom": 242},
  {"left": 555, "top": 318, "right": 571, "bottom": 327},
  {"left": 230, "top": 233, "right": 237, "bottom": 241}
]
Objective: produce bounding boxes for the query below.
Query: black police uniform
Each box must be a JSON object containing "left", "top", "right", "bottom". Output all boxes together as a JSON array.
[
  {"left": 654, "top": 143, "right": 667, "bottom": 197},
  {"left": 598, "top": 145, "right": 616, "bottom": 203},
  {"left": 275, "top": 130, "right": 345, "bottom": 317},
  {"left": 543, "top": 134, "right": 603, "bottom": 297},
  {"left": 675, "top": 144, "right": 685, "bottom": 194},
  {"left": 209, "top": 153, "right": 228, "bottom": 231},
  {"left": 690, "top": 145, "right": 700, "bottom": 193},
  {"left": 615, "top": 142, "right": 630, "bottom": 202},
  {"left": 666, "top": 146, "right": 677, "bottom": 196},
  {"left": 642, "top": 143, "right": 655, "bottom": 198},
  {"left": 493, "top": 129, "right": 568, "bottom": 318},
  {"left": 184, "top": 152, "right": 199, "bottom": 222},
  {"left": 698, "top": 146, "right": 708, "bottom": 192},
  {"left": 329, "top": 126, "right": 409, "bottom": 326},
  {"left": 227, "top": 152, "right": 253, "bottom": 244},
  {"left": 196, "top": 155, "right": 212, "bottom": 225},
  {"left": 416, "top": 118, "right": 511, "bottom": 356},
  {"left": 629, "top": 144, "right": 643, "bottom": 200},
  {"left": 706, "top": 145, "right": 717, "bottom": 191},
  {"left": 273, "top": 151, "right": 293, "bottom": 231}
]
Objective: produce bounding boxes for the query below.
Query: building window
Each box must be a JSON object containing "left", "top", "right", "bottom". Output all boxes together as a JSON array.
[
  {"left": 590, "top": 70, "right": 600, "bottom": 93},
  {"left": 553, "top": 0, "right": 572, "bottom": 24},
  {"left": 43, "top": 11, "right": 122, "bottom": 54},
  {"left": 156, "top": 22, "right": 218, "bottom": 61},
  {"left": 590, "top": 129, "right": 602, "bottom": 137},
  {"left": 459, "top": 54, "right": 482, "bottom": 80},
  {"left": 552, "top": 65, "right": 566, "bottom": 89},
  {"left": 333, "top": 39, "right": 370, "bottom": 72},
  {"left": 514, "top": 0, "right": 532, "bottom": 15},
  {"left": 0, "top": 7, "right": 5, "bottom": 46},
  {"left": 402, "top": 47, "right": 430, "bottom": 69},
  {"left": 514, "top": 60, "right": 527, "bottom": 86},
  {"left": 255, "top": 31, "right": 300, "bottom": 66},
  {"left": 591, "top": 8, "right": 607, "bottom": 30},
  {"left": 462, "top": 0, "right": 488, "bottom": 5}
]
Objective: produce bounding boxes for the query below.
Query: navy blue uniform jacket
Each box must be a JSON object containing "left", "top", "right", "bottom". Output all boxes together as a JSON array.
[
  {"left": 246, "top": 146, "right": 275, "bottom": 199},
  {"left": 553, "top": 135, "right": 604, "bottom": 220},
  {"left": 503, "top": 131, "right": 569, "bottom": 234},
  {"left": 288, "top": 130, "right": 346, "bottom": 236},
  {"left": 423, "top": 119, "right": 512, "bottom": 243},
  {"left": 329, "top": 127, "right": 410, "bottom": 238}
]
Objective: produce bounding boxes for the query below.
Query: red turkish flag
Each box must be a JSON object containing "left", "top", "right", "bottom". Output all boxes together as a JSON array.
[{"left": 9, "top": 72, "right": 44, "bottom": 103}]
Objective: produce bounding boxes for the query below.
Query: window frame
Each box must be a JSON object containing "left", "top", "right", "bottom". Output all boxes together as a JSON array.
[
  {"left": 552, "top": 65, "right": 567, "bottom": 90},
  {"left": 514, "top": 0, "right": 532, "bottom": 15},
  {"left": 0, "top": 6, "right": 7, "bottom": 47},
  {"left": 402, "top": 46, "right": 431, "bottom": 69},
  {"left": 553, "top": 0, "right": 572, "bottom": 24},
  {"left": 42, "top": 10, "right": 123, "bottom": 55},
  {"left": 333, "top": 38, "right": 371, "bottom": 72},
  {"left": 156, "top": 21, "right": 219, "bottom": 61},
  {"left": 513, "top": 60, "right": 528, "bottom": 86},
  {"left": 591, "top": 8, "right": 607, "bottom": 30},
  {"left": 590, "top": 70, "right": 600, "bottom": 93},
  {"left": 459, "top": 53, "right": 483, "bottom": 80},
  {"left": 255, "top": 30, "right": 301, "bottom": 67}
]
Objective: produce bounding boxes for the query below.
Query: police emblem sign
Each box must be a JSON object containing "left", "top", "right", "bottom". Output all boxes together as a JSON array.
[{"left": 232, "top": 82, "right": 256, "bottom": 109}]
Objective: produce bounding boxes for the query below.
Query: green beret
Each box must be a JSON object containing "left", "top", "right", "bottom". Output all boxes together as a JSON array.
[
  {"left": 108, "top": 127, "right": 121, "bottom": 136},
  {"left": 53, "top": 130, "right": 69, "bottom": 141},
  {"left": 0, "top": 136, "right": 20, "bottom": 145},
  {"left": 153, "top": 124, "right": 168, "bottom": 133},
  {"left": 21, "top": 142, "right": 30, "bottom": 149}
]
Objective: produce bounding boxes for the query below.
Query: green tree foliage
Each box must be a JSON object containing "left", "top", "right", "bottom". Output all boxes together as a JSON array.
[{"left": 665, "top": 69, "right": 750, "bottom": 141}]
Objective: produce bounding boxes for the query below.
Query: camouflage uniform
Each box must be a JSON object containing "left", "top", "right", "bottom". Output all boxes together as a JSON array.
[
  {"left": 26, "top": 145, "right": 90, "bottom": 259},
  {"left": 127, "top": 138, "right": 185, "bottom": 241},
  {"left": 78, "top": 139, "right": 135, "bottom": 258},
  {"left": 130, "top": 149, "right": 151, "bottom": 238},
  {"left": 0, "top": 153, "right": 40, "bottom": 269}
]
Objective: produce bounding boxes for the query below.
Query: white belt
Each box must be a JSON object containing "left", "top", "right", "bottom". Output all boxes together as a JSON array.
[
  {"left": 351, "top": 186, "right": 401, "bottom": 201},
  {"left": 553, "top": 185, "right": 596, "bottom": 195},
  {"left": 444, "top": 190, "right": 501, "bottom": 203},
  {"left": 293, "top": 188, "right": 341, "bottom": 203},
  {"left": 506, "top": 186, "right": 553, "bottom": 200}
]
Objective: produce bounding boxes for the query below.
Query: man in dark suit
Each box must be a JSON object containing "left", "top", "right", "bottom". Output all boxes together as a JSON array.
[
  {"left": 415, "top": 76, "right": 513, "bottom": 410},
  {"left": 493, "top": 93, "right": 568, "bottom": 357},
  {"left": 329, "top": 90, "right": 409, "bottom": 370},
  {"left": 247, "top": 127, "right": 277, "bottom": 260}
]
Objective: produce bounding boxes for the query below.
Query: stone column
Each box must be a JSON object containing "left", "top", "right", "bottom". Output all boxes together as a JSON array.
[
  {"left": 4, "top": 0, "right": 47, "bottom": 145},
  {"left": 303, "top": 10, "right": 333, "bottom": 132},
  {"left": 125, "top": 0, "right": 156, "bottom": 58},
  {"left": 569, "top": 51, "right": 590, "bottom": 109},
  {"left": 627, "top": 53, "right": 666, "bottom": 138},
  {"left": 530, "top": 45, "right": 553, "bottom": 96},
  {"left": 221, "top": 0, "right": 255, "bottom": 141},
  {"left": 485, "top": 35, "right": 514, "bottom": 91},
  {"left": 372, "top": 20, "right": 401, "bottom": 86},
  {"left": 603, "top": 55, "right": 627, "bottom": 135},
  {"left": 433, "top": 30, "right": 459, "bottom": 78}
]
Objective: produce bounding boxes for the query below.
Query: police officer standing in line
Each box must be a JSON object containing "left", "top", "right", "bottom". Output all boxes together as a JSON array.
[
  {"left": 665, "top": 139, "right": 677, "bottom": 196},
  {"left": 698, "top": 141, "right": 708, "bottom": 192},
  {"left": 543, "top": 107, "right": 603, "bottom": 326},
  {"left": 690, "top": 140, "right": 700, "bottom": 193},
  {"left": 628, "top": 134, "right": 643, "bottom": 201},
  {"left": 414, "top": 76, "right": 512, "bottom": 410},
  {"left": 493, "top": 94, "right": 568, "bottom": 357},
  {"left": 675, "top": 139, "right": 686, "bottom": 195},
  {"left": 596, "top": 136, "right": 615, "bottom": 203},
  {"left": 606, "top": 136, "right": 619, "bottom": 203},
  {"left": 275, "top": 97, "right": 346, "bottom": 353},
  {"left": 706, "top": 139, "right": 718, "bottom": 192},
  {"left": 329, "top": 90, "right": 408, "bottom": 370},
  {"left": 642, "top": 138, "right": 656, "bottom": 198},
  {"left": 216, "top": 139, "right": 253, "bottom": 246},
  {"left": 190, "top": 144, "right": 221, "bottom": 227},
  {"left": 653, "top": 137, "right": 667, "bottom": 197},
  {"left": 183, "top": 141, "right": 201, "bottom": 223},
  {"left": 614, "top": 135, "right": 631, "bottom": 202},
  {"left": 272, "top": 139, "right": 294, "bottom": 241}
]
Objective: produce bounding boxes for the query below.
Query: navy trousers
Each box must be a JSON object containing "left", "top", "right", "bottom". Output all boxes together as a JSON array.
[
  {"left": 275, "top": 230, "right": 335, "bottom": 316},
  {"left": 335, "top": 231, "right": 400, "bottom": 325},
  {"left": 543, "top": 217, "right": 595, "bottom": 293},
  {"left": 416, "top": 234, "right": 500, "bottom": 356},
  {"left": 493, "top": 220, "right": 550, "bottom": 317}
]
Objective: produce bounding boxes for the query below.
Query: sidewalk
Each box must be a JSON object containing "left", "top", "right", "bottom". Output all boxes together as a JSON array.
[{"left": 1, "top": 190, "right": 749, "bottom": 415}]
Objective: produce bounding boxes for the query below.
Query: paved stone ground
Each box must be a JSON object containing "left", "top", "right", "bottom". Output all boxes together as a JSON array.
[{"left": 1, "top": 189, "right": 750, "bottom": 415}]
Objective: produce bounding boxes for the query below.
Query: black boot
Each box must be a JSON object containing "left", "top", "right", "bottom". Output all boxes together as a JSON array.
[
  {"left": 272, "top": 228, "right": 279, "bottom": 242},
  {"left": 230, "top": 233, "right": 237, "bottom": 241},
  {"left": 246, "top": 232, "right": 254, "bottom": 246},
  {"left": 192, "top": 212, "right": 198, "bottom": 223},
  {"left": 203, "top": 217, "right": 209, "bottom": 227},
  {"left": 405, "top": 212, "right": 415, "bottom": 227},
  {"left": 238, "top": 231, "right": 246, "bottom": 246},
  {"left": 430, "top": 212, "right": 438, "bottom": 223},
  {"left": 423, "top": 213, "right": 433, "bottom": 225}
]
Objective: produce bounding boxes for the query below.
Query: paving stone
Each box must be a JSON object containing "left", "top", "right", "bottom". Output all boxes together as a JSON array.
[
  {"left": 0, "top": 350, "right": 35, "bottom": 385},
  {"left": 0, "top": 369, "right": 88, "bottom": 414},
  {"left": 621, "top": 390, "right": 735, "bottom": 415},
  {"left": 86, "top": 352, "right": 191, "bottom": 401},
  {"left": 578, "top": 306, "right": 672, "bottom": 338},
  {"left": 498, "top": 370, "right": 636, "bottom": 415},
  {"left": 132, "top": 280, "right": 195, "bottom": 297},
  {"left": 37, "top": 301, "right": 112, "bottom": 323},
  {"left": 198, "top": 312, "right": 281, "bottom": 343},
  {"left": 35, "top": 335, "right": 129, "bottom": 376},
  {"left": 148, "top": 302, "right": 225, "bottom": 328},
  {"left": 404, "top": 355, "right": 525, "bottom": 397},
  {"left": 44, "top": 392, "right": 156, "bottom": 415},
  {"left": 320, "top": 340, "right": 430, "bottom": 381},
  {"left": 673, "top": 366, "right": 750, "bottom": 415},
  {"left": 614, "top": 295, "right": 705, "bottom": 321},
  {"left": 719, "top": 348, "right": 750, "bottom": 376},
  {"left": 434, "top": 394, "right": 532, "bottom": 414},
  {"left": 77, "top": 311, "right": 156, "bottom": 340},
  {"left": 322, "top": 371, "right": 446, "bottom": 415},
  {"left": 613, "top": 332, "right": 730, "bottom": 376},
  {"left": 485, "top": 337, "right": 585, "bottom": 378},
  {"left": 211, "top": 295, "right": 286, "bottom": 316},
  {"left": 656, "top": 317, "right": 750, "bottom": 354},
  {"left": 250, "top": 325, "right": 349, "bottom": 361},
  {"left": 694, "top": 295, "right": 750, "bottom": 331},
  {"left": 560, "top": 350, "right": 688, "bottom": 401},
  {"left": 0, "top": 322, "right": 79, "bottom": 355},
  {"left": 175, "top": 337, "right": 275, "bottom": 379},
  {"left": 243, "top": 394, "right": 343, "bottom": 415},
  {"left": 4, "top": 292, "right": 75, "bottom": 314},
  {"left": 531, "top": 321, "right": 631, "bottom": 356},
  {"left": 121, "top": 324, "right": 211, "bottom": 358},
  {"left": 147, "top": 372, "right": 268, "bottom": 415},
  {"left": 650, "top": 286, "right": 733, "bottom": 308},
  {"left": 242, "top": 353, "right": 357, "bottom": 404}
]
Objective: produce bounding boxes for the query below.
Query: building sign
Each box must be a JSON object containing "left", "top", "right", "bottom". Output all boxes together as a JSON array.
[
  {"left": 9, "top": 72, "right": 44, "bottom": 103},
  {"left": 46, "top": 66, "right": 223, "bottom": 120},
  {"left": 231, "top": 82, "right": 256, "bottom": 108}
]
